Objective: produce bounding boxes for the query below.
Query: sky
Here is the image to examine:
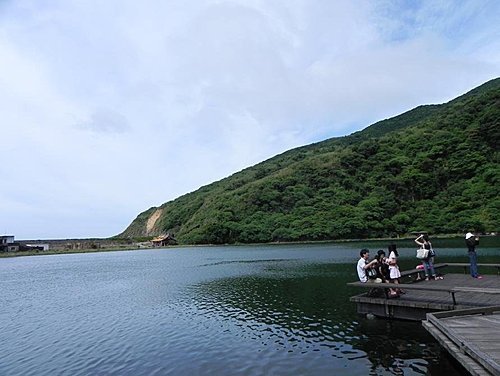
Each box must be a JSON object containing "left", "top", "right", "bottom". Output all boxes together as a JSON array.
[{"left": 1, "top": 0, "right": 499, "bottom": 240}]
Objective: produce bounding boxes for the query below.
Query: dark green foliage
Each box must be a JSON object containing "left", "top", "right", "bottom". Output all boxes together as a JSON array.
[{"left": 120, "top": 78, "right": 500, "bottom": 244}]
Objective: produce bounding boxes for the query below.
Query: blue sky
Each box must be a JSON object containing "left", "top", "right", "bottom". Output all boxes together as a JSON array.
[{"left": 1, "top": 0, "right": 499, "bottom": 239}]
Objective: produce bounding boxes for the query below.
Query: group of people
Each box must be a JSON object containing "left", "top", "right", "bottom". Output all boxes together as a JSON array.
[
  {"left": 357, "top": 232, "right": 483, "bottom": 297},
  {"left": 356, "top": 244, "right": 403, "bottom": 298}
]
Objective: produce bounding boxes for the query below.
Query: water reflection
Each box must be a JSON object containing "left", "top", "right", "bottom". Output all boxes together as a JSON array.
[
  {"left": 1, "top": 246, "right": 481, "bottom": 375},
  {"left": 188, "top": 261, "right": 461, "bottom": 375}
]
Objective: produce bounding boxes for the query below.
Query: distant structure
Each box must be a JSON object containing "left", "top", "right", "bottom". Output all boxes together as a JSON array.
[
  {"left": 151, "top": 234, "right": 177, "bottom": 247},
  {"left": 26, "top": 243, "right": 50, "bottom": 251},
  {"left": 0, "top": 235, "right": 50, "bottom": 252},
  {"left": 0, "top": 235, "right": 19, "bottom": 252}
]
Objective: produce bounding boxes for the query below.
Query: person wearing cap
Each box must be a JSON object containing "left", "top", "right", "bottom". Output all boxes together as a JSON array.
[{"left": 465, "top": 232, "right": 482, "bottom": 279}]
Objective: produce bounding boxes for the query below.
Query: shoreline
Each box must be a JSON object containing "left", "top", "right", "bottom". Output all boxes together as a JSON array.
[{"left": 2, "top": 234, "right": 498, "bottom": 259}]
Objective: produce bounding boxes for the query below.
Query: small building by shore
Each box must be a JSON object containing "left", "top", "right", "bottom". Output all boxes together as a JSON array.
[
  {"left": 151, "top": 234, "right": 177, "bottom": 247},
  {"left": 0, "top": 235, "right": 50, "bottom": 252},
  {"left": 25, "top": 243, "right": 50, "bottom": 251},
  {"left": 0, "top": 235, "right": 19, "bottom": 252}
]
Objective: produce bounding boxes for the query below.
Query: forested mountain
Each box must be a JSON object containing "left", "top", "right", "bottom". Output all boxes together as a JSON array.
[{"left": 120, "top": 78, "right": 500, "bottom": 244}]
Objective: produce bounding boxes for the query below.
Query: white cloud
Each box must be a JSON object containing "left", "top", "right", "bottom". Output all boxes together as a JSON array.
[
  {"left": 78, "top": 108, "right": 130, "bottom": 133},
  {"left": 0, "top": 0, "right": 499, "bottom": 239}
]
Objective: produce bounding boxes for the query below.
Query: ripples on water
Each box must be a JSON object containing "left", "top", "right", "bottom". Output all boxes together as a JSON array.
[
  {"left": 184, "top": 260, "right": 448, "bottom": 375},
  {"left": 0, "top": 245, "right": 478, "bottom": 375}
]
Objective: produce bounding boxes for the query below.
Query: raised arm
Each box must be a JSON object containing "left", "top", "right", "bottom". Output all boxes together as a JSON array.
[
  {"left": 414, "top": 234, "right": 424, "bottom": 246},
  {"left": 363, "top": 259, "right": 378, "bottom": 270}
]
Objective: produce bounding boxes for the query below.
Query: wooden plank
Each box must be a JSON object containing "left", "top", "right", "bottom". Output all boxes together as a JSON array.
[
  {"left": 348, "top": 281, "right": 454, "bottom": 292},
  {"left": 453, "top": 287, "right": 500, "bottom": 294},
  {"left": 446, "top": 263, "right": 500, "bottom": 276},
  {"left": 400, "top": 263, "right": 448, "bottom": 278},
  {"left": 349, "top": 281, "right": 460, "bottom": 305},
  {"left": 446, "top": 263, "right": 500, "bottom": 268},
  {"left": 432, "top": 306, "right": 500, "bottom": 319},
  {"left": 423, "top": 320, "right": 492, "bottom": 376},
  {"left": 425, "top": 308, "right": 500, "bottom": 376}
]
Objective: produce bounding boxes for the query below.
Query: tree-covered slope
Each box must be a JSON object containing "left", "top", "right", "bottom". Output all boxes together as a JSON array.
[{"left": 120, "top": 78, "right": 500, "bottom": 243}]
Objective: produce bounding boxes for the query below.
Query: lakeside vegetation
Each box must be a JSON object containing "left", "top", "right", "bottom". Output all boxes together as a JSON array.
[
  {"left": 121, "top": 78, "right": 500, "bottom": 245},
  {"left": 2, "top": 234, "right": 499, "bottom": 258}
]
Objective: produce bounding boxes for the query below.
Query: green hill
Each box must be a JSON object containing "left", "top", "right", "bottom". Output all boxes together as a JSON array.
[{"left": 120, "top": 78, "right": 500, "bottom": 244}]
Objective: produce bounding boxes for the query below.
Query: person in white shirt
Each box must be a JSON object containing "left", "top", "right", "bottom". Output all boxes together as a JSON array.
[
  {"left": 357, "top": 249, "right": 378, "bottom": 282},
  {"left": 387, "top": 244, "right": 401, "bottom": 281},
  {"left": 387, "top": 244, "right": 405, "bottom": 295}
]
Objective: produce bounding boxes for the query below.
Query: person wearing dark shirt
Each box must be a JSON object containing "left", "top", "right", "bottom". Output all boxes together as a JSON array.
[
  {"left": 415, "top": 234, "right": 441, "bottom": 280},
  {"left": 375, "top": 250, "right": 398, "bottom": 297},
  {"left": 465, "top": 232, "right": 482, "bottom": 279}
]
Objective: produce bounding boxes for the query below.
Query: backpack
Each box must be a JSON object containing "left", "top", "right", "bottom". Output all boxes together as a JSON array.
[{"left": 367, "top": 267, "right": 378, "bottom": 279}]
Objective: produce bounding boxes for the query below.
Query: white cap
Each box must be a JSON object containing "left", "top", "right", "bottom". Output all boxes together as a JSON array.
[{"left": 465, "top": 232, "right": 474, "bottom": 239}]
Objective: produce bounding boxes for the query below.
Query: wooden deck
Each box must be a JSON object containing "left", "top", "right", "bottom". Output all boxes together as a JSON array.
[
  {"left": 446, "top": 263, "right": 500, "bottom": 276},
  {"left": 349, "top": 265, "right": 500, "bottom": 375},
  {"left": 423, "top": 306, "right": 500, "bottom": 376},
  {"left": 349, "top": 273, "right": 500, "bottom": 320}
]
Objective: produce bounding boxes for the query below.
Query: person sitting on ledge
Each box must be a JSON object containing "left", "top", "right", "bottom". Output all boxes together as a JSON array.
[{"left": 356, "top": 249, "right": 379, "bottom": 283}]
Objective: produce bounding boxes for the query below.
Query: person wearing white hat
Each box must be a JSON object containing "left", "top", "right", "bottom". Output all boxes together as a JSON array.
[{"left": 465, "top": 232, "right": 482, "bottom": 279}]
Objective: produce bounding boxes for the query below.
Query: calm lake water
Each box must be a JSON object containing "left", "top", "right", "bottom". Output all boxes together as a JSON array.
[{"left": 1, "top": 240, "right": 499, "bottom": 375}]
